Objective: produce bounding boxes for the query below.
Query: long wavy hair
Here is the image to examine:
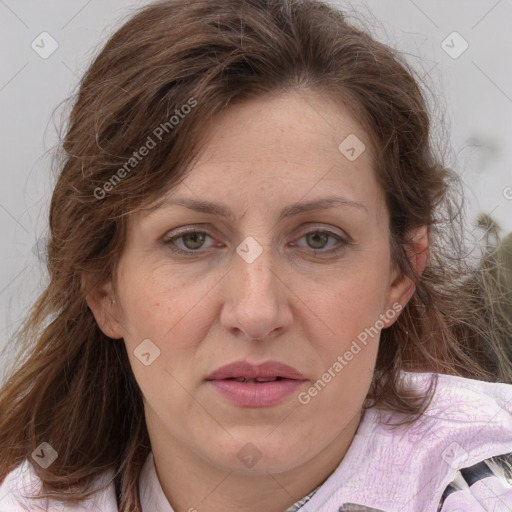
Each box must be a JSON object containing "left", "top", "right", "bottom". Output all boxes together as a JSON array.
[{"left": 1, "top": 0, "right": 511, "bottom": 510}]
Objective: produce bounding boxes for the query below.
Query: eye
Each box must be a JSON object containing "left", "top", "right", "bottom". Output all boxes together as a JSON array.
[
  {"left": 293, "top": 229, "right": 348, "bottom": 256},
  {"left": 163, "top": 227, "right": 349, "bottom": 257},
  {"left": 164, "top": 229, "right": 217, "bottom": 255}
]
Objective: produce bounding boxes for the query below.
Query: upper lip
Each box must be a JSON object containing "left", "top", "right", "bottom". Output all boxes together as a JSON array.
[{"left": 206, "top": 361, "right": 306, "bottom": 380}]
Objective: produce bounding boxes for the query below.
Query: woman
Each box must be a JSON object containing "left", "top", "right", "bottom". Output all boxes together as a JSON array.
[{"left": 1, "top": 0, "right": 511, "bottom": 510}]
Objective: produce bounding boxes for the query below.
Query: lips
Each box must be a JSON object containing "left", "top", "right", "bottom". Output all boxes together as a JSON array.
[
  {"left": 205, "top": 361, "right": 306, "bottom": 381},
  {"left": 205, "top": 361, "right": 307, "bottom": 407}
]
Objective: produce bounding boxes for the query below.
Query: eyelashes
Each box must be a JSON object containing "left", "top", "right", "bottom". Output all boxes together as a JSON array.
[{"left": 163, "top": 228, "right": 349, "bottom": 258}]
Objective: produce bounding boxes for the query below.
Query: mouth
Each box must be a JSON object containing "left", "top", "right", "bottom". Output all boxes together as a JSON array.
[
  {"left": 223, "top": 376, "right": 288, "bottom": 383},
  {"left": 205, "top": 360, "right": 306, "bottom": 381},
  {"left": 205, "top": 361, "right": 307, "bottom": 407}
]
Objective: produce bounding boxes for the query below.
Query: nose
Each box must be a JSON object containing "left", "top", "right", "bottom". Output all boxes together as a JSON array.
[{"left": 220, "top": 242, "right": 293, "bottom": 342}]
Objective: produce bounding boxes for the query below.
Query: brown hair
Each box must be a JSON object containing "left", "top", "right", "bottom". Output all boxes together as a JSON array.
[{"left": 1, "top": 0, "right": 511, "bottom": 510}]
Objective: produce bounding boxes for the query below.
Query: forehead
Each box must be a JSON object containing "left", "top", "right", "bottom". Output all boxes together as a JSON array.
[
  {"left": 159, "top": 91, "right": 376, "bottom": 194},
  {"left": 196, "top": 90, "right": 372, "bottom": 166},
  {"left": 135, "top": 89, "right": 386, "bottom": 227}
]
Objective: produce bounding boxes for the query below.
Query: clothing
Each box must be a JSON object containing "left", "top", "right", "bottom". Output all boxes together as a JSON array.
[{"left": 1, "top": 371, "right": 512, "bottom": 511}]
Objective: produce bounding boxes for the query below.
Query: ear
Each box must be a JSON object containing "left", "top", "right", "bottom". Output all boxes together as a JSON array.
[
  {"left": 81, "top": 273, "right": 123, "bottom": 339},
  {"left": 383, "top": 225, "right": 428, "bottom": 327}
]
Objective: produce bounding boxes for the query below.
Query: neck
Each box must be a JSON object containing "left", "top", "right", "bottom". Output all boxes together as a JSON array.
[{"left": 146, "top": 412, "right": 362, "bottom": 512}]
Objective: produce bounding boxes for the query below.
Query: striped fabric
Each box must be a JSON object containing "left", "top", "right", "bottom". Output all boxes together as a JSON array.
[
  {"left": 285, "top": 485, "right": 320, "bottom": 511},
  {"left": 437, "top": 453, "right": 512, "bottom": 511}
]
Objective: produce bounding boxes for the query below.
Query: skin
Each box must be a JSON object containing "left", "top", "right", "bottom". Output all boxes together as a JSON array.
[{"left": 86, "top": 89, "right": 428, "bottom": 512}]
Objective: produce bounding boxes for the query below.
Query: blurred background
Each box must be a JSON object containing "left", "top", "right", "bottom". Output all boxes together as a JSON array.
[{"left": 1, "top": 0, "right": 511, "bottom": 370}]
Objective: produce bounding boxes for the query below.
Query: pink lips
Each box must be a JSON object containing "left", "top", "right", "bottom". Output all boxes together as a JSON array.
[{"left": 205, "top": 361, "right": 307, "bottom": 407}]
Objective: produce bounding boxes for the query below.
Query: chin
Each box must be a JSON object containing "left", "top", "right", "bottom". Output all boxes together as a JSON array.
[{"left": 205, "top": 436, "right": 310, "bottom": 475}]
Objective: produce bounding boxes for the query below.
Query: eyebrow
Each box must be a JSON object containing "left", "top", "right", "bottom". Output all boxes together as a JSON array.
[{"left": 146, "top": 195, "right": 368, "bottom": 221}]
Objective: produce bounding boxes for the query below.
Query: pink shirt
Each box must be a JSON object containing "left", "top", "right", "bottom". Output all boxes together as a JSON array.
[{"left": 1, "top": 372, "right": 512, "bottom": 511}]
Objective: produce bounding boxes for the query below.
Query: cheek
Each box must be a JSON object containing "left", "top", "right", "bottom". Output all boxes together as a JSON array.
[
  {"left": 116, "top": 271, "right": 211, "bottom": 409},
  {"left": 292, "top": 260, "right": 390, "bottom": 403},
  {"left": 115, "top": 266, "right": 219, "bottom": 384},
  {"left": 298, "top": 282, "right": 382, "bottom": 416},
  {"left": 303, "top": 259, "right": 390, "bottom": 344},
  {"left": 116, "top": 260, "right": 199, "bottom": 334}
]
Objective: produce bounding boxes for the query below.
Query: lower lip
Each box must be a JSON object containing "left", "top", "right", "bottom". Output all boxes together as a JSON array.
[{"left": 207, "top": 379, "right": 306, "bottom": 407}]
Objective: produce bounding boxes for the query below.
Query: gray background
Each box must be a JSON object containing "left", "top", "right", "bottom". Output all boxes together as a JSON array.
[{"left": 1, "top": 0, "right": 511, "bottom": 375}]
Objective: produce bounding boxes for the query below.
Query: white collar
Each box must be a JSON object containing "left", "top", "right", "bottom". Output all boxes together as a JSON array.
[{"left": 139, "top": 452, "right": 174, "bottom": 511}]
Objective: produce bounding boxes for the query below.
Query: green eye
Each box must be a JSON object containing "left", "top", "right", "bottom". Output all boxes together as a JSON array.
[
  {"left": 294, "top": 230, "right": 348, "bottom": 256},
  {"left": 179, "top": 231, "right": 208, "bottom": 250},
  {"left": 164, "top": 229, "right": 348, "bottom": 257},
  {"left": 305, "top": 231, "right": 331, "bottom": 249}
]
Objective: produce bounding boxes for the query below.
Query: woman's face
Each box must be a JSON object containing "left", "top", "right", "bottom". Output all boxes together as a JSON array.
[{"left": 98, "top": 90, "right": 415, "bottom": 475}]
